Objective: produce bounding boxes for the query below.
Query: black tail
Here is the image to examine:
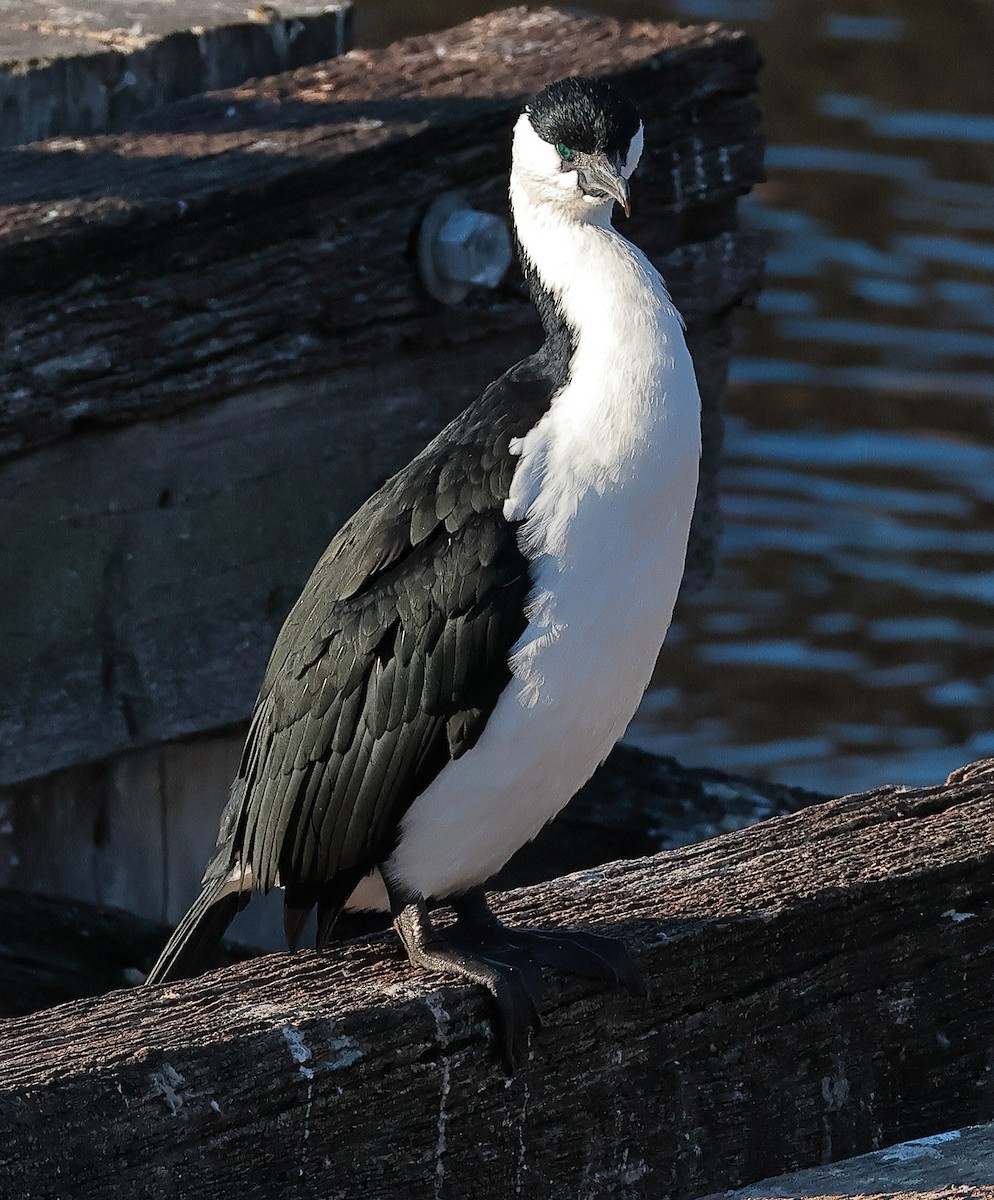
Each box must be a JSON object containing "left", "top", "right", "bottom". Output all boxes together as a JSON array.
[{"left": 145, "top": 875, "right": 247, "bottom": 986}]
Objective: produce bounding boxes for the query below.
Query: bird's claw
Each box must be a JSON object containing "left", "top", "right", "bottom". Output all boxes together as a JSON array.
[{"left": 394, "top": 895, "right": 645, "bottom": 1073}]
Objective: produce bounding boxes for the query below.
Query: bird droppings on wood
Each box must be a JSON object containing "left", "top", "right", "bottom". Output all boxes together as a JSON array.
[
  {"left": 323, "top": 1034, "right": 363, "bottom": 1072},
  {"left": 507, "top": 1076, "right": 530, "bottom": 1195},
  {"left": 881, "top": 1130, "right": 962, "bottom": 1163},
  {"left": 280, "top": 1025, "right": 314, "bottom": 1076},
  {"left": 424, "top": 993, "right": 453, "bottom": 1200},
  {"left": 944, "top": 908, "right": 974, "bottom": 923},
  {"left": 149, "top": 1062, "right": 186, "bottom": 1116}
]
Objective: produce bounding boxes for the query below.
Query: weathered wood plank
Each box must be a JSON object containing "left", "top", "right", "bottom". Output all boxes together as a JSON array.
[
  {"left": 0, "top": 9, "right": 762, "bottom": 466},
  {"left": 0, "top": 4, "right": 354, "bottom": 147},
  {"left": 0, "top": 11, "right": 761, "bottom": 309},
  {"left": 0, "top": 9, "right": 764, "bottom": 787},
  {"left": 724, "top": 1119, "right": 994, "bottom": 1200},
  {"left": 2, "top": 760, "right": 992, "bottom": 1200}
]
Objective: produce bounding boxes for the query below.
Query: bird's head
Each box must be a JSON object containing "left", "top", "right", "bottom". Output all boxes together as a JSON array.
[{"left": 511, "top": 76, "right": 643, "bottom": 224}]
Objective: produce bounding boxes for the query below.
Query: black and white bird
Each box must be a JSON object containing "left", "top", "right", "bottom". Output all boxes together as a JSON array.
[{"left": 146, "top": 76, "right": 702, "bottom": 1067}]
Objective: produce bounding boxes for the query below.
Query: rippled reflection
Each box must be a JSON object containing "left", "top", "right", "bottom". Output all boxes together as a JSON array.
[{"left": 625, "top": 0, "right": 994, "bottom": 791}]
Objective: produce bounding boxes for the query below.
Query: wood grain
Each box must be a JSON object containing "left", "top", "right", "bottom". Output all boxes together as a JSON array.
[{"left": 2, "top": 760, "right": 993, "bottom": 1199}]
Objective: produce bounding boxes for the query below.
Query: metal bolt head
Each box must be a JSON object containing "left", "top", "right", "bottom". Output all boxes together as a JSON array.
[
  {"left": 417, "top": 193, "right": 513, "bottom": 304},
  {"left": 435, "top": 209, "right": 512, "bottom": 289}
]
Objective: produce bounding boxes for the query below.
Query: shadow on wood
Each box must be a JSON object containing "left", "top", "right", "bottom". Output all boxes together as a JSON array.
[{"left": 2, "top": 760, "right": 993, "bottom": 1199}]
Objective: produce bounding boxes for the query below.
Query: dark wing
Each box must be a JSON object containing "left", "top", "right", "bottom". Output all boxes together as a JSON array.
[{"left": 211, "top": 355, "right": 555, "bottom": 938}]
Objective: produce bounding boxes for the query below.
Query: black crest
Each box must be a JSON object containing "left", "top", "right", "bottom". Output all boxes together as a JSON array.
[{"left": 527, "top": 76, "right": 640, "bottom": 158}]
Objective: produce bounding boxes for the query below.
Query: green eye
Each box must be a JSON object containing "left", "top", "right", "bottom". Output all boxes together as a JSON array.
[{"left": 555, "top": 142, "right": 573, "bottom": 161}]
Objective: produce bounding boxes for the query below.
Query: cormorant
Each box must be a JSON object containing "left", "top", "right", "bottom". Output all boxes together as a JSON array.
[{"left": 146, "top": 75, "right": 702, "bottom": 1069}]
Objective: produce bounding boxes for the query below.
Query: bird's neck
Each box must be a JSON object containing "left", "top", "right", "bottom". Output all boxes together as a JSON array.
[
  {"left": 510, "top": 178, "right": 680, "bottom": 389},
  {"left": 504, "top": 167, "right": 701, "bottom": 569},
  {"left": 510, "top": 175, "right": 692, "bottom": 440}
]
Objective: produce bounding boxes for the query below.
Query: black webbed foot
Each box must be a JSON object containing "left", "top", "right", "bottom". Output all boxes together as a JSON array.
[
  {"left": 451, "top": 887, "right": 648, "bottom": 998},
  {"left": 393, "top": 899, "right": 541, "bottom": 1073},
  {"left": 391, "top": 889, "right": 646, "bottom": 1072}
]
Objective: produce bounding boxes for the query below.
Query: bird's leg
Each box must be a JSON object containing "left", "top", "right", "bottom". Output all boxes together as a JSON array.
[
  {"left": 390, "top": 895, "right": 541, "bottom": 1073},
  {"left": 449, "top": 886, "right": 648, "bottom": 996}
]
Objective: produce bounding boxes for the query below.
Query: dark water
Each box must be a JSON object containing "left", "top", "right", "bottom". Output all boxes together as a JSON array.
[{"left": 357, "top": 0, "right": 994, "bottom": 794}]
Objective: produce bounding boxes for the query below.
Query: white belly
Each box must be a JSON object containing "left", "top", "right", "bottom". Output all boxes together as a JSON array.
[{"left": 380, "top": 438, "right": 699, "bottom": 903}]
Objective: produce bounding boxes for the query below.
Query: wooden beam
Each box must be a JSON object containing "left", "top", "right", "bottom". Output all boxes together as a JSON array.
[
  {"left": 724, "top": 1120, "right": 994, "bottom": 1200},
  {"left": 0, "top": 5, "right": 354, "bottom": 147},
  {"left": 0, "top": 888, "right": 253, "bottom": 1019},
  {"left": 0, "top": 8, "right": 764, "bottom": 786},
  {"left": 2, "top": 760, "right": 993, "bottom": 1199},
  {"left": 0, "top": 9, "right": 762, "bottom": 445}
]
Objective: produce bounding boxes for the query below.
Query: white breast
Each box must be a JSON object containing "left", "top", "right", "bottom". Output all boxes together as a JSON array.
[{"left": 377, "top": 185, "right": 702, "bottom": 905}]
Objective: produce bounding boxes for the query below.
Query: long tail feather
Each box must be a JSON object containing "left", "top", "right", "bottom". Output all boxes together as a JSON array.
[{"left": 145, "top": 875, "right": 246, "bottom": 986}]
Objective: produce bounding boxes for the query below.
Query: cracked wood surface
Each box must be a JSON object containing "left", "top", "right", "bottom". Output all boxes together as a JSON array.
[
  {"left": 2, "top": 759, "right": 993, "bottom": 1199},
  {"left": 0, "top": 8, "right": 764, "bottom": 787}
]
